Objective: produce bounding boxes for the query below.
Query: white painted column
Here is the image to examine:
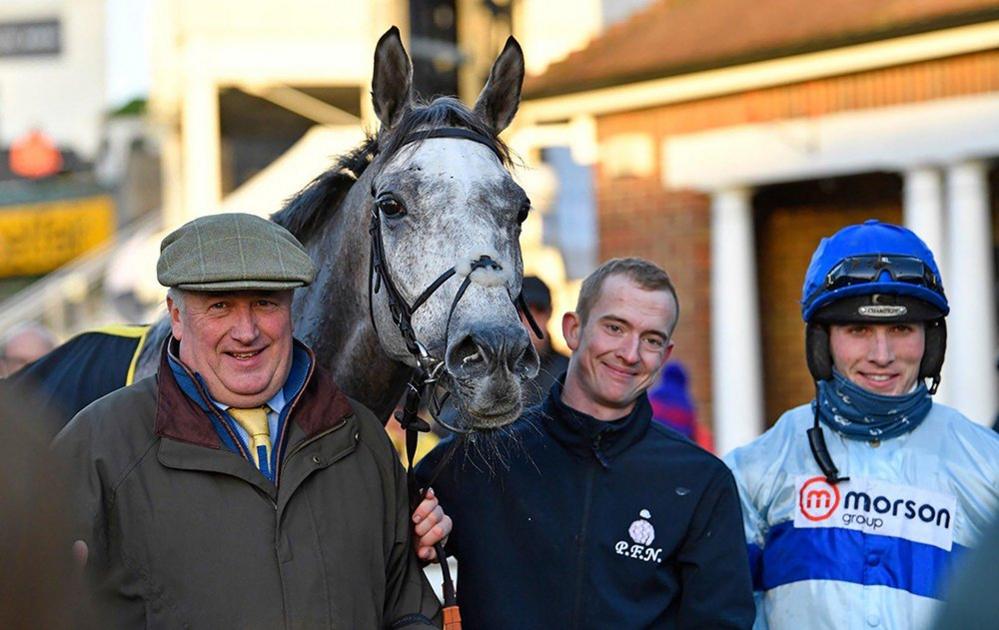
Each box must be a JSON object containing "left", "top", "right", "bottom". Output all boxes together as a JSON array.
[
  {"left": 944, "top": 160, "right": 997, "bottom": 426},
  {"left": 711, "top": 188, "right": 765, "bottom": 454},
  {"left": 903, "top": 166, "right": 950, "bottom": 405},
  {"left": 903, "top": 167, "right": 946, "bottom": 275},
  {"left": 159, "top": 126, "right": 185, "bottom": 229},
  {"left": 181, "top": 53, "right": 221, "bottom": 221}
]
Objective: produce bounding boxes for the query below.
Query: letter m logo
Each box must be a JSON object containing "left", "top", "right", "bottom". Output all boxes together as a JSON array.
[
  {"left": 798, "top": 476, "right": 841, "bottom": 522},
  {"left": 806, "top": 489, "right": 832, "bottom": 509}
]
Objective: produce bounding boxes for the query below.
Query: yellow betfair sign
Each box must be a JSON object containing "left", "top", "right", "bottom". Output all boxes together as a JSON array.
[{"left": 0, "top": 195, "right": 115, "bottom": 276}]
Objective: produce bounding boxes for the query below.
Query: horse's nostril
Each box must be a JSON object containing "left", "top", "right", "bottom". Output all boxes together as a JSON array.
[
  {"left": 446, "top": 335, "right": 483, "bottom": 374},
  {"left": 447, "top": 327, "right": 539, "bottom": 379},
  {"left": 511, "top": 338, "right": 540, "bottom": 378}
]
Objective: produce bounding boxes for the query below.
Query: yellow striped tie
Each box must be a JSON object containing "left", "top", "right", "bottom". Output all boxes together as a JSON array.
[{"left": 229, "top": 406, "right": 271, "bottom": 474}]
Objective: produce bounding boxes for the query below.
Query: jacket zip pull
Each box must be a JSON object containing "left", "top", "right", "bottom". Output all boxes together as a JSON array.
[{"left": 591, "top": 434, "right": 610, "bottom": 469}]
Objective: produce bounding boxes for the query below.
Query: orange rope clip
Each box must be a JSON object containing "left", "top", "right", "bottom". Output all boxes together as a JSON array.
[{"left": 442, "top": 604, "right": 461, "bottom": 629}]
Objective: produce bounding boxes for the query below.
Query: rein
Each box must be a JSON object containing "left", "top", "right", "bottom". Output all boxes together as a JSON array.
[{"left": 367, "top": 126, "right": 544, "bottom": 628}]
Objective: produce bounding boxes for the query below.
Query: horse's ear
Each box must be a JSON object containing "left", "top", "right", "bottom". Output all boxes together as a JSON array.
[
  {"left": 372, "top": 26, "right": 413, "bottom": 129},
  {"left": 473, "top": 36, "right": 524, "bottom": 134}
]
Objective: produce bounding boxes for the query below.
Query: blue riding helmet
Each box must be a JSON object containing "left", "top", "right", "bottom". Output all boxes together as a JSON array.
[{"left": 801, "top": 220, "right": 948, "bottom": 323}]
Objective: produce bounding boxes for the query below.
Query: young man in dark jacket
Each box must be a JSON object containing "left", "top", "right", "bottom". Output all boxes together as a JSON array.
[
  {"left": 54, "top": 214, "right": 444, "bottom": 629},
  {"left": 417, "top": 257, "right": 754, "bottom": 629}
]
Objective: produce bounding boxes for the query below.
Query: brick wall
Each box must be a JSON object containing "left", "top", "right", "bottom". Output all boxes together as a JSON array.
[
  {"left": 597, "top": 178, "right": 713, "bottom": 427},
  {"left": 591, "top": 49, "right": 999, "bottom": 437}
]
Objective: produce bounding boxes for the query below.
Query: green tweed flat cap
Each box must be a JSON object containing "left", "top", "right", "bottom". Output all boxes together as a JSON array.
[{"left": 157, "top": 213, "right": 316, "bottom": 291}]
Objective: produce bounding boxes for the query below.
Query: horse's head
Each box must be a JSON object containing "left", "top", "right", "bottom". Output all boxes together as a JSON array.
[{"left": 366, "top": 28, "right": 540, "bottom": 430}]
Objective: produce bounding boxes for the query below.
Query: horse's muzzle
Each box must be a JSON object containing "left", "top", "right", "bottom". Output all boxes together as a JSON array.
[
  {"left": 444, "top": 323, "right": 540, "bottom": 428},
  {"left": 445, "top": 323, "right": 539, "bottom": 381}
]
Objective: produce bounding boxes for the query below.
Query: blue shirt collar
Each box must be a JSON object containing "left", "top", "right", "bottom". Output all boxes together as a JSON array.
[{"left": 166, "top": 338, "right": 306, "bottom": 414}]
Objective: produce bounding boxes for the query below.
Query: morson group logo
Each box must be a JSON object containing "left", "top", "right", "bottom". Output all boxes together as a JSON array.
[
  {"left": 793, "top": 476, "right": 957, "bottom": 551},
  {"left": 799, "top": 477, "right": 841, "bottom": 521}
]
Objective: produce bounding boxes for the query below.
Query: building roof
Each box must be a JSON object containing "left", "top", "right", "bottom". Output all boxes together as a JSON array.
[{"left": 523, "top": 0, "right": 999, "bottom": 99}]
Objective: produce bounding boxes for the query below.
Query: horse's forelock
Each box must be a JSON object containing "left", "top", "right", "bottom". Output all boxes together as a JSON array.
[{"left": 378, "top": 96, "right": 512, "bottom": 167}]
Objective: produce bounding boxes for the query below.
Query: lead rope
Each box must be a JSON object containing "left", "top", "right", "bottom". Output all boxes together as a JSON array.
[
  {"left": 390, "top": 284, "right": 543, "bottom": 627},
  {"left": 397, "top": 370, "right": 462, "bottom": 628}
]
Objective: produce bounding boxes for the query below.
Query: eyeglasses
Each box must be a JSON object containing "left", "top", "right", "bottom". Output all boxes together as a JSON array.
[{"left": 820, "top": 255, "right": 941, "bottom": 295}]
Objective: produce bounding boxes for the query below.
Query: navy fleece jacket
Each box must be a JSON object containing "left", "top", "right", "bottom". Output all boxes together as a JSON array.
[{"left": 416, "top": 385, "right": 754, "bottom": 629}]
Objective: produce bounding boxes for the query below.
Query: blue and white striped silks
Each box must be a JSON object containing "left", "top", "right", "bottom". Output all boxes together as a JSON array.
[{"left": 725, "top": 403, "right": 999, "bottom": 630}]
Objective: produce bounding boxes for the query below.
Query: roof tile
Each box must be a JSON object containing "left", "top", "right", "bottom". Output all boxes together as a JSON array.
[{"left": 524, "top": 0, "right": 999, "bottom": 99}]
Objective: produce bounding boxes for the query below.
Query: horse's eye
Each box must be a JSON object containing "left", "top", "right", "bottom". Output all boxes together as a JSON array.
[
  {"left": 377, "top": 196, "right": 406, "bottom": 217},
  {"left": 516, "top": 200, "right": 531, "bottom": 224}
]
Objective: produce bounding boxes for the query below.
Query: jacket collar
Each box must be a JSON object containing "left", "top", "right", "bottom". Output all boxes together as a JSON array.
[
  {"left": 155, "top": 336, "right": 353, "bottom": 449},
  {"left": 539, "top": 379, "right": 652, "bottom": 468}
]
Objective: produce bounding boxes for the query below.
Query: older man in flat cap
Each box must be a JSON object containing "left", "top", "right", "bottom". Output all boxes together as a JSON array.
[{"left": 54, "top": 214, "right": 442, "bottom": 629}]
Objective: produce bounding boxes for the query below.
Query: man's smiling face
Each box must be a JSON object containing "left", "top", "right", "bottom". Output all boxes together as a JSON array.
[
  {"left": 169, "top": 290, "right": 294, "bottom": 407},
  {"left": 829, "top": 322, "right": 925, "bottom": 396},
  {"left": 561, "top": 274, "right": 675, "bottom": 420}
]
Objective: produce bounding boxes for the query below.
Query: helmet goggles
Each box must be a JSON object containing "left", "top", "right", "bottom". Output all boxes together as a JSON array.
[
  {"left": 821, "top": 254, "right": 941, "bottom": 296},
  {"left": 804, "top": 254, "right": 948, "bottom": 324}
]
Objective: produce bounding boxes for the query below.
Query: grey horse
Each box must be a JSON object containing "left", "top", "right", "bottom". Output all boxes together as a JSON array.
[{"left": 119, "top": 28, "right": 539, "bottom": 430}]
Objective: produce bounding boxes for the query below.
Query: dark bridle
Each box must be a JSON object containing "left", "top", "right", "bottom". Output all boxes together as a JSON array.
[
  {"left": 366, "top": 126, "right": 544, "bottom": 610},
  {"left": 366, "top": 126, "right": 543, "bottom": 432}
]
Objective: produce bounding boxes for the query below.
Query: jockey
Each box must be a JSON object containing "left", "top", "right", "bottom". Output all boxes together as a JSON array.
[{"left": 724, "top": 219, "right": 999, "bottom": 629}]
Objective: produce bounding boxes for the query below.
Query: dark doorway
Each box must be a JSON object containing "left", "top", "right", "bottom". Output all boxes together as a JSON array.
[{"left": 754, "top": 173, "right": 903, "bottom": 424}]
